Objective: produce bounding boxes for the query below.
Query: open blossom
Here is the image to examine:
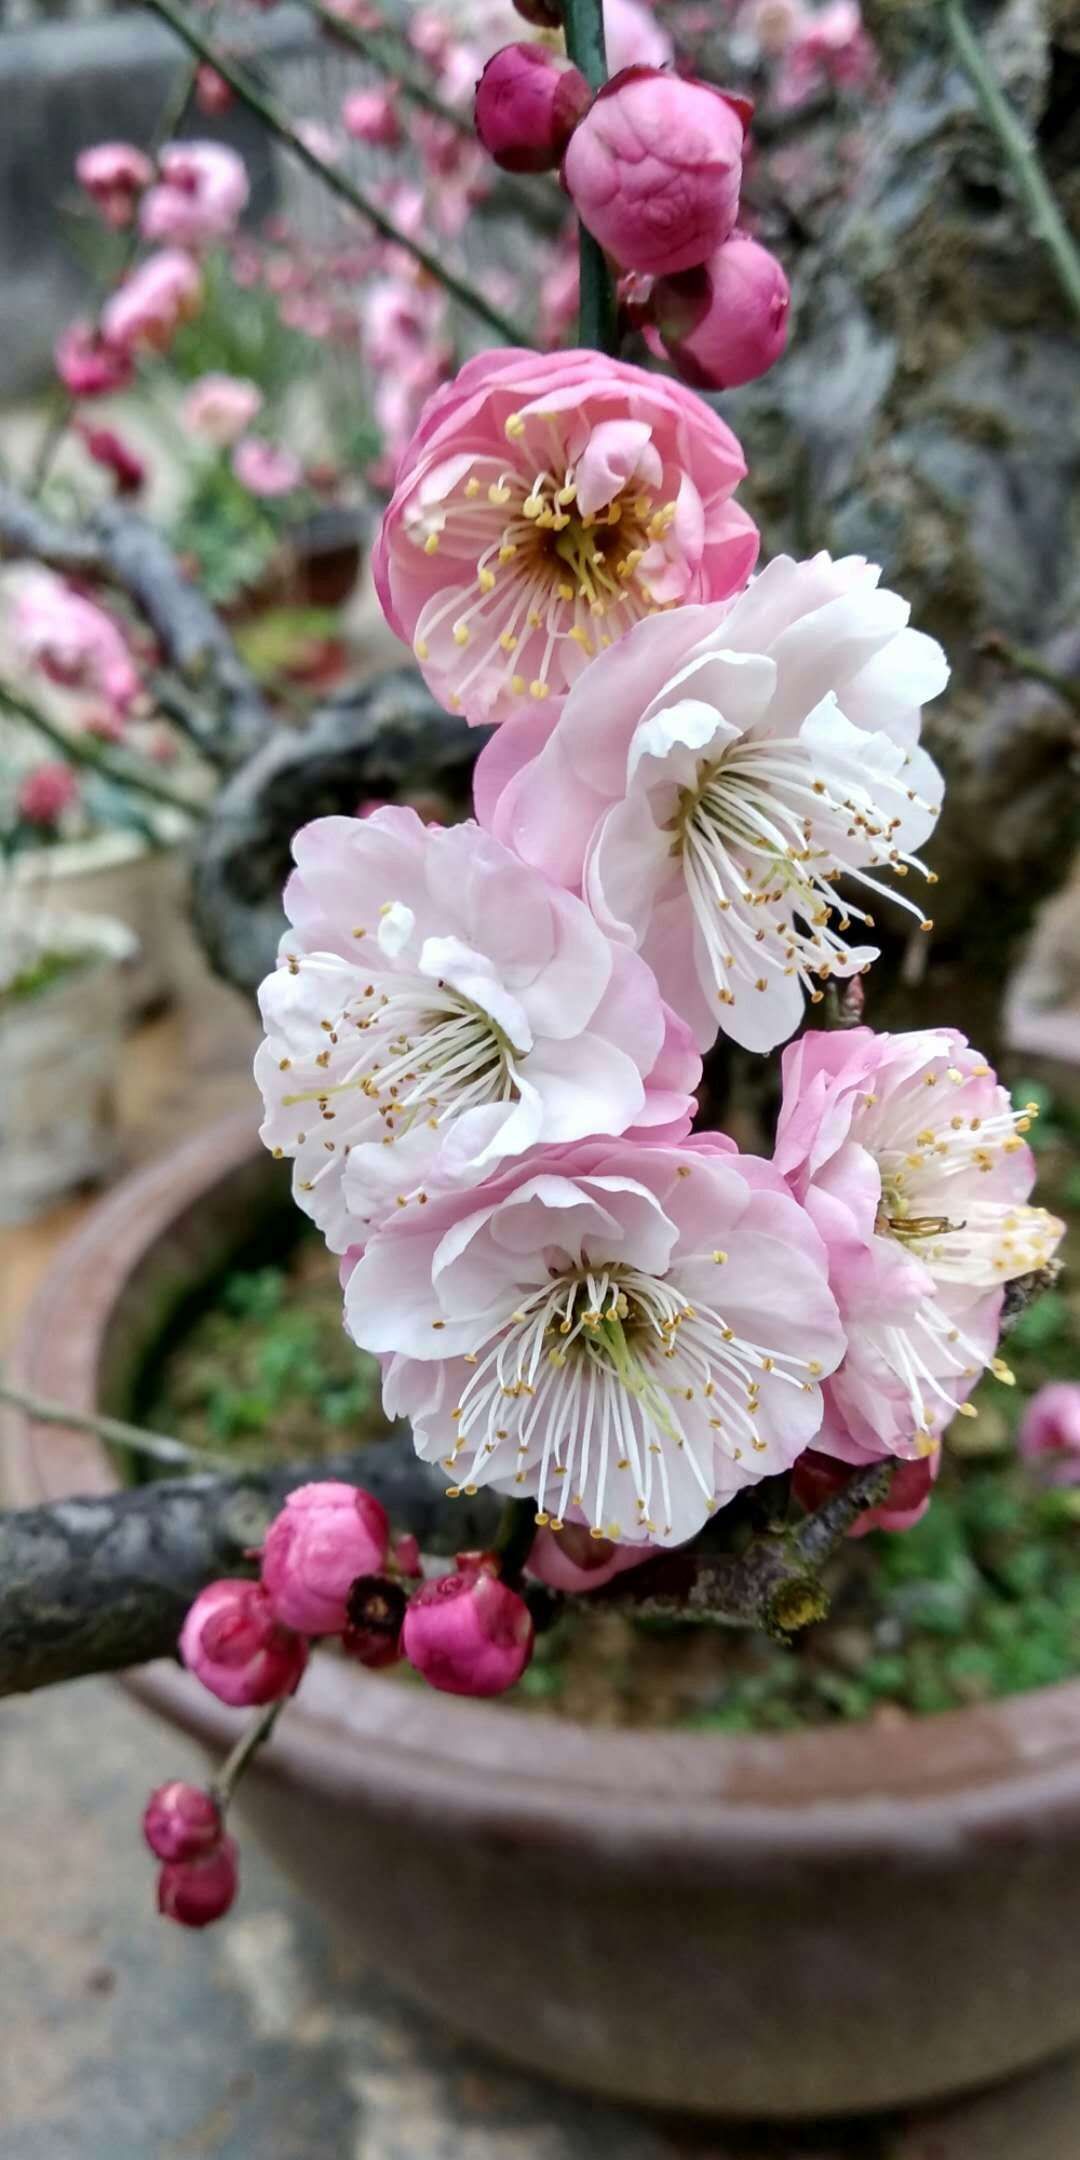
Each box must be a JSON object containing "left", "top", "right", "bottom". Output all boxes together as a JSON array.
[
  {"left": 775, "top": 0, "right": 876, "bottom": 106},
  {"left": 774, "top": 1027, "right": 1064, "bottom": 1465},
  {"left": 480, "top": 552, "right": 946, "bottom": 1053},
  {"left": 232, "top": 437, "right": 303, "bottom": 496},
  {"left": 182, "top": 372, "right": 263, "bottom": 447},
  {"left": 12, "top": 571, "right": 141, "bottom": 716},
  {"left": 372, "top": 348, "right": 758, "bottom": 726},
  {"left": 101, "top": 249, "right": 202, "bottom": 354},
  {"left": 140, "top": 140, "right": 249, "bottom": 248},
  {"left": 563, "top": 72, "right": 744, "bottom": 278},
  {"left": 256, "top": 807, "right": 700, "bottom": 1251},
  {"left": 54, "top": 320, "right": 134, "bottom": 398},
  {"left": 75, "top": 141, "right": 153, "bottom": 227},
  {"left": 344, "top": 1135, "right": 844, "bottom": 1548}
]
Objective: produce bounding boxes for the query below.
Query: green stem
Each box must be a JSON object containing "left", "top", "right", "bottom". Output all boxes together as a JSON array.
[
  {"left": 0, "top": 1373, "right": 229, "bottom": 1473},
  {"left": 139, "top": 0, "right": 527, "bottom": 344},
  {"left": 945, "top": 0, "right": 1080, "bottom": 323},
  {"left": 1, "top": 680, "right": 207, "bottom": 822},
  {"left": 212, "top": 1699, "right": 284, "bottom": 1808},
  {"left": 29, "top": 37, "right": 206, "bottom": 497},
  {"left": 561, "top": 0, "right": 618, "bottom": 352}
]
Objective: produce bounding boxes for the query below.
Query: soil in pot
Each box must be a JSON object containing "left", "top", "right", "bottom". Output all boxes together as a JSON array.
[{"left": 136, "top": 1079, "right": 1080, "bottom": 1735}]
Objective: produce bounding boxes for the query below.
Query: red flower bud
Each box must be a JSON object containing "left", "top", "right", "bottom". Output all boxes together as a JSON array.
[
  {"left": 654, "top": 234, "right": 790, "bottom": 390},
  {"left": 143, "top": 1781, "right": 222, "bottom": 1862},
  {"left": 261, "top": 1482, "right": 390, "bottom": 1636},
  {"left": 402, "top": 1568, "right": 534, "bottom": 1697},
  {"left": 158, "top": 1837, "right": 239, "bottom": 1928},
  {"left": 475, "top": 44, "right": 591, "bottom": 176},
  {"left": 179, "top": 1580, "right": 308, "bottom": 1706}
]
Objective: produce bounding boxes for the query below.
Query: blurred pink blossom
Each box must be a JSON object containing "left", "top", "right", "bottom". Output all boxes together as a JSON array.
[
  {"left": 16, "top": 761, "right": 79, "bottom": 829},
  {"left": 101, "top": 249, "right": 202, "bottom": 354},
  {"left": 75, "top": 140, "right": 153, "bottom": 228},
  {"left": 232, "top": 438, "right": 303, "bottom": 496},
  {"left": 183, "top": 372, "right": 263, "bottom": 447},
  {"left": 140, "top": 140, "right": 249, "bottom": 249}
]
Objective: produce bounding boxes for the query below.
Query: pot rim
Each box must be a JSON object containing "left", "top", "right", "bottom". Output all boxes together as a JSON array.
[{"left": 8, "top": 1110, "right": 1080, "bottom": 1864}]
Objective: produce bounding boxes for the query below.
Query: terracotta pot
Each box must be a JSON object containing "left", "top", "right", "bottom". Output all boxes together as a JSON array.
[{"left": 6, "top": 1116, "right": 1080, "bottom": 2120}]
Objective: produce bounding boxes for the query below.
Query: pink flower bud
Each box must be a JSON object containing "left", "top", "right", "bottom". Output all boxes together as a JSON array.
[
  {"left": 158, "top": 1837, "right": 239, "bottom": 1928},
  {"left": 179, "top": 1580, "right": 308, "bottom": 1706},
  {"left": 402, "top": 1568, "right": 534, "bottom": 1697},
  {"left": 562, "top": 68, "right": 744, "bottom": 276},
  {"left": 391, "top": 1532, "right": 423, "bottom": 1580},
  {"left": 475, "top": 45, "right": 591, "bottom": 176},
  {"left": 655, "top": 233, "right": 791, "bottom": 390},
  {"left": 528, "top": 1523, "right": 659, "bottom": 1593},
  {"left": 16, "top": 761, "right": 78, "bottom": 829},
  {"left": 792, "top": 1451, "right": 936, "bottom": 1537},
  {"left": 196, "top": 64, "right": 234, "bottom": 116},
  {"left": 75, "top": 422, "right": 146, "bottom": 497},
  {"left": 54, "top": 321, "right": 134, "bottom": 398},
  {"left": 1018, "top": 1384, "right": 1080, "bottom": 1484},
  {"left": 342, "top": 87, "right": 402, "bottom": 149},
  {"left": 143, "top": 1780, "right": 222, "bottom": 1862},
  {"left": 341, "top": 1573, "right": 408, "bottom": 1668},
  {"left": 261, "top": 1481, "right": 390, "bottom": 1635},
  {"left": 75, "top": 141, "right": 153, "bottom": 227}
]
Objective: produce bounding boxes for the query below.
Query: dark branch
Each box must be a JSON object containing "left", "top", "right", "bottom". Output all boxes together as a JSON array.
[{"left": 0, "top": 1433, "right": 500, "bottom": 1699}]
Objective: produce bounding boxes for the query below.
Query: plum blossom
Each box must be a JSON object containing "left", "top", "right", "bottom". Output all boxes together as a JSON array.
[
  {"left": 255, "top": 807, "right": 700, "bottom": 1251},
  {"left": 372, "top": 348, "right": 758, "bottom": 726},
  {"left": 345, "top": 1134, "right": 844, "bottom": 1547},
  {"left": 603, "top": 0, "right": 674, "bottom": 70},
  {"left": 182, "top": 373, "right": 263, "bottom": 447},
  {"left": 75, "top": 141, "right": 153, "bottom": 227},
  {"left": 480, "top": 552, "right": 947, "bottom": 1053},
  {"left": 1018, "top": 1384, "right": 1080, "bottom": 1484},
  {"left": 232, "top": 438, "right": 303, "bottom": 496},
  {"left": 654, "top": 234, "right": 791, "bottom": 392},
  {"left": 75, "top": 421, "right": 146, "bottom": 496},
  {"left": 774, "top": 1027, "right": 1064, "bottom": 1466},
  {"left": 261, "top": 1482, "right": 390, "bottom": 1634},
  {"left": 140, "top": 141, "right": 249, "bottom": 249},
  {"left": 775, "top": 0, "right": 877, "bottom": 107},
  {"left": 402, "top": 1564, "right": 534, "bottom": 1696},
  {"left": 12, "top": 571, "right": 141, "bottom": 717},
  {"left": 562, "top": 73, "right": 745, "bottom": 278},
  {"left": 16, "top": 762, "right": 78, "bottom": 829},
  {"left": 54, "top": 321, "right": 134, "bottom": 398},
  {"left": 341, "top": 87, "right": 403, "bottom": 148},
  {"left": 474, "top": 45, "right": 590, "bottom": 175},
  {"left": 101, "top": 250, "right": 202, "bottom": 354}
]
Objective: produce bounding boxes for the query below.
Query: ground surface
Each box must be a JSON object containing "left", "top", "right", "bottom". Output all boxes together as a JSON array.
[{"left": 7, "top": 941, "right": 1080, "bottom": 2156}]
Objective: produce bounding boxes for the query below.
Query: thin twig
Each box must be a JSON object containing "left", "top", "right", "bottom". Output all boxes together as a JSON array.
[
  {"left": 980, "top": 631, "right": 1080, "bottom": 719},
  {"left": 138, "top": 0, "right": 527, "bottom": 344},
  {"left": 296, "top": 0, "right": 473, "bottom": 137},
  {"left": 0, "top": 680, "right": 208, "bottom": 822},
  {"left": 945, "top": 0, "right": 1080, "bottom": 322},
  {"left": 212, "top": 1699, "right": 284, "bottom": 1806},
  {"left": 0, "top": 1373, "right": 229, "bottom": 1473}
]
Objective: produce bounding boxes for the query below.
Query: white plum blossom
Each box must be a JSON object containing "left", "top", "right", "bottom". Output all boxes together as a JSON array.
[
  {"left": 256, "top": 808, "right": 699, "bottom": 1252},
  {"left": 480, "top": 552, "right": 948, "bottom": 1053},
  {"left": 344, "top": 1135, "right": 845, "bottom": 1547}
]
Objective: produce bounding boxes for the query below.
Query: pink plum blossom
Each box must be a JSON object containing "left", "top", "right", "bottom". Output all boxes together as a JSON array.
[
  {"left": 344, "top": 1134, "right": 844, "bottom": 1548},
  {"left": 372, "top": 347, "right": 758, "bottom": 726},
  {"left": 75, "top": 141, "right": 153, "bottom": 227},
  {"left": 182, "top": 372, "right": 263, "bottom": 447},
  {"left": 775, "top": 0, "right": 876, "bottom": 107},
  {"left": 774, "top": 1027, "right": 1064, "bottom": 1466},
  {"left": 179, "top": 1580, "right": 308, "bottom": 1706},
  {"left": 474, "top": 45, "right": 590, "bottom": 175},
  {"left": 655, "top": 234, "right": 791, "bottom": 391},
  {"left": 260, "top": 1481, "right": 390, "bottom": 1634},
  {"left": 563, "top": 71, "right": 744, "bottom": 278},
  {"left": 342, "top": 86, "right": 402, "bottom": 148},
  {"left": 402, "top": 1566, "right": 534, "bottom": 1697},
  {"left": 54, "top": 321, "right": 134, "bottom": 397},
  {"left": 75, "top": 421, "right": 146, "bottom": 495},
  {"left": 140, "top": 140, "right": 249, "bottom": 249},
  {"left": 1018, "top": 1384, "right": 1080, "bottom": 1484},
  {"left": 16, "top": 761, "right": 78, "bottom": 829},
  {"left": 480, "top": 552, "right": 947, "bottom": 1054},
  {"left": 232, "top": 438, "right": 303, "bottom": 496},
  {"left": 101, "top": 249, "right": 203, "bottom": 353},
  {"left": 255, "top": 807, "right": 700, "bottom": 1251},
  {"left": 12, "top": 572, "right": 142, "bottom": 716},
  {"left": 195, "top": 65, "right": 234, "bottom": 116},
  {"left": 528, "top": 1522, "right": 658, "bottom": 1591}
]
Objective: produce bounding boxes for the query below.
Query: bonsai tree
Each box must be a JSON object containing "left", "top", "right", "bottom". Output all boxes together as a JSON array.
[{"left": 0, "top": 0, "right": 1077, "bottom": 1935}]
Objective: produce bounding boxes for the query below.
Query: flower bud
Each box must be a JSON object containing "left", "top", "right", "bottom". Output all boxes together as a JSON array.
[
  {"left": 180, "top": 1579, "right": 308, "bottom": 1706},
  {"left": 341, "top": 1573, "right": 408, "bottom": 1668},
  {"left": 16, "top": 762, "right": 78, "bottom": 829},
  {"left": 792, "top": 1451, "right": 935, "bottom": 1537},
  {"left": 391, "top": 1532, "right": 423, "bottom": 1580},
  {"left": 342, "top": 86, "right": 402, "bottom": 148},
  {"left": 654, "top": 233, "right": 791, "bottom": 390},
  {"left": 261, "top": 1481, "right": 390, "bottom": 1635},
  {"left": 528, "top": 1523, "right": 658, "bottom": 1593},
  {"left": 54, "top": 322, "right": 134, "bottom": 399},
  {"left": 158, "top": 1837, "right": 239, "bottom": 1928},
  {"left": 402, "top": 1568, "right": 534, "bottom": 1697},
  {"left": 143, "top": 1781, "right": 223, "bottom": 1862},
  {"left": 75, "top": 422, "right": 146, "bottom": 497},
  {"left": 1018, "top": 1384, "right": 1080, "bottom": 1484},
  {"left": 562, "top": 68, "right": 743, "bottom": 275},
  {"left": 475, "top": 45, "right": 591, "bottom": 176}
]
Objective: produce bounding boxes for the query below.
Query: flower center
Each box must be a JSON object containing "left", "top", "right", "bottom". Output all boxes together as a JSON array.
[
  {"left": 673, "top": 741, "right": 935, "bottom": 1012},
  {"left": 439, "top": 1255, "right": 822, "bottom": 1541},
  {"left": 408, "top": 414, "right": 679, "bottom": 707}
]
